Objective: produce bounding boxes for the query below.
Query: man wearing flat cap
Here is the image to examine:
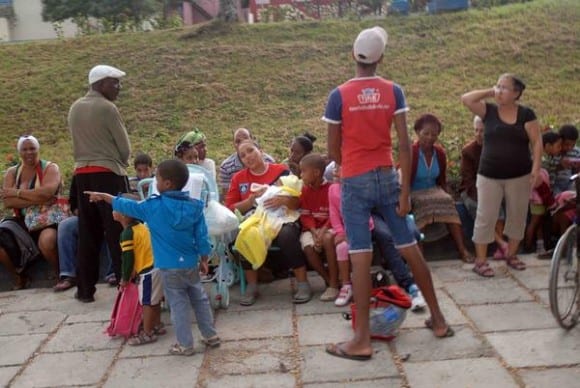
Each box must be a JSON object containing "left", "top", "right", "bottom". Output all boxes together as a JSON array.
[
  {"left": 68, "top": 64, "right": 131, "bottom": 302},
  {"left": 323, "top": 27, "right": 453, "bottom": 360}
]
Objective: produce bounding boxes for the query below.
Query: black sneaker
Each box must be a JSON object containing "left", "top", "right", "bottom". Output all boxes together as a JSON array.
[{"left": 74, "top": 291, "right": 95, "bottom": 303}]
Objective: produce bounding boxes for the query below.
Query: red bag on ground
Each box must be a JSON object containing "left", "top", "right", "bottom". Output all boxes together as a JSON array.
[
  {"left": 106, "top": 283, "right": 143, "bottom": 338},
  {"left": 343, "top": 285, "right": 412, "bottom": 341}
]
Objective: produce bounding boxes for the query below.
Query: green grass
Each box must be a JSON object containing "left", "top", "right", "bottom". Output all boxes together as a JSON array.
[{"left": 0, "top": 0, "right": 578, "bottom": 182}]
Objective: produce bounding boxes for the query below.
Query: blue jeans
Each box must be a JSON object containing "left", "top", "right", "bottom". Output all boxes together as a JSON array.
[
  {"left": 342, "top": 168, "right": 417, "bottom": 251},
  {"left": 160, "top": 268, "right": 217, "bottom": 348},
  {"left": 371, "top": 213, "right": 415, "bottom": 291},
  {"left": 57, "top": 216, "right": 113, "bottom": 279},
  {"left": 57, "top": 216, "right": 79, "bottom": 278}
]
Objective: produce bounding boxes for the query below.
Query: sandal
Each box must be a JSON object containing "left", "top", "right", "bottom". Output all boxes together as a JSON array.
[
  {"left": 202, "top": 336, "right": 221, "bottom": 348},
  {"left": 128, "top": 331, "right": 158, "bottom": 346},
  {"left": 169, "top": 343, "right": 195, "bottom": 356},
  {"left": 53, "top": 277, "right": 76, "bottom": 292},
  {"left": 153, "top": 323, "right": 167, "bottom": 336},
  {"left": 505, "top": 255, "right": 526, "bottom": 271},
  {"left": 12, "top": 274, "right": 30, "bottom": 291},
  {"left": 472, "top": 261, "right": 495, "bottom": 278},
  {"left": 325, "top": 343, "right": 372, "bottom": 361}
]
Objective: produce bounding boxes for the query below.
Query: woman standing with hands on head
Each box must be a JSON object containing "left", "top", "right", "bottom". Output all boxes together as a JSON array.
[{"left": 461, "top": 74, "right": 542, "bottom": 277}]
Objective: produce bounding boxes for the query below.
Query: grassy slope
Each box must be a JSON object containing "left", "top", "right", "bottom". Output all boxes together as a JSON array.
[{"left": 0, "top": 0, "right": 578, "bottom": 181}]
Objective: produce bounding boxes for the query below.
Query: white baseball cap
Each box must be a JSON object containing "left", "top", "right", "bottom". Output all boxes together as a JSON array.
[
  {"left": 353, "top": 27, "right": 388, "bottom": 64},
  {"left": 88, "top": 65, "right": 126, "bottom": 85}
]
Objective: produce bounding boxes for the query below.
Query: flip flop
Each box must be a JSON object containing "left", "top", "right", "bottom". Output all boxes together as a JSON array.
[
  {"left": 325, "top": 343, "right": 372, "bottom": 361},
  {"left": 424, "top": 318, "right": 455, "bottom": 338}
]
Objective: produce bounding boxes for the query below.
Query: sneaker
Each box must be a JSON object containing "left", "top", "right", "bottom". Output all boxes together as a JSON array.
[
  {"left": 169, "top": 343, "right": 195, "bottom": 356},
  {"left": 292, "top": 283, "right": 312, "bottom": 304},
  {"left": 408, "top": 284, "right": 426, "bottom": 312},
  {"left": 334, "top": 284, "right": 353, "bottom": 307},
  {"left": 319, "top": 287, "right": 339, "bottom": 302}
]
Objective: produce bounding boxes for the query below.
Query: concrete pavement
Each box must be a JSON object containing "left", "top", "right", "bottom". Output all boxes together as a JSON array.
[{"left": 0, "top": 253, "right": 579, "bottom": 387}]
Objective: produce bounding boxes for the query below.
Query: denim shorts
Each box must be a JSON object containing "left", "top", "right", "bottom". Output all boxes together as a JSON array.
[{"left": 341, "top": 168, "right": 417, "bottom": 251}]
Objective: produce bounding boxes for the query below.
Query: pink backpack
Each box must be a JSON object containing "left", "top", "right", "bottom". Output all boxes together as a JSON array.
[{"left": 106, "top": 283, "right": 143, "bottom": 338}]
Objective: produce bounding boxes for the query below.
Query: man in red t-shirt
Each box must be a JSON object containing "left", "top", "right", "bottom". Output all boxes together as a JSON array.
[{"left": 323, "top": 27, "right": 452, "bottom": 361}]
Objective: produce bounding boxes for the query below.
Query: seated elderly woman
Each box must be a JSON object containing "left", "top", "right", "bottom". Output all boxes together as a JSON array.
[
  {"left": 226, "top": 140, "right": 312, "bottom": 306},
  {"left": 409, "top": 114, "right": 473, "bottom": 263},
  {"left": 175, "top": 128, "right": 216, "bottom": 182},
  {"left": 0, "top": 135, "right": 64, "bottom": 289}
]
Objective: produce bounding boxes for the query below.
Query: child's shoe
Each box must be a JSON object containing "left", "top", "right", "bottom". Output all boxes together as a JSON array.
[
  {"left": 292, "top": 282, "right": 312, "bottom": 304},
  {"left": 408, "top": 284, "right": 426, "bottom": 312},
  {"left": 169, "top": 343, "right": 196, "bottom": 356},
  {"left": 319, "top": 287, "right": 339, "bottom": 302},
  {"left": 334, "top": 284, "right": 353, "bottom": 307},
  {"left": 128, "top": 331, "right": 157, "bottom": 346},
  {"left": 240, "top": 284, "right": 259, "bottom": 306}
]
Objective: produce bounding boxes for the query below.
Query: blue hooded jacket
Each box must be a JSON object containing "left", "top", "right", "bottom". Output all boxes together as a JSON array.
[{"left": 112, "top": 191, "right": 211, "bottom": 269}]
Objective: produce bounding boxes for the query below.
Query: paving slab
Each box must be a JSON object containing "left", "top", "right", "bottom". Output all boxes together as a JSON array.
[
  {"left": 297, "top": 313, "right": 353, "bottom": 346},
  {"left": 205, "top": 373, "right": 296, "bottom": 388},
  {"left": 518, "top": 253, "right": 552, "bottom": 267},
  {"left": 394, "top": 326, "right": 492, "bottom": 362},
  {"left": 0, "top": 310, "right": 65, "bottom": 335},
  {"left": 404, "top": 357, "right": 517, "bottom": 388},
  {"left": 432, "top": 262, "right": 508, "bottom": 282},
  {"left": 445, "top": 278, "right": 534, "bottom": 305},
  {"left": 510, "top": 266, "right": 552, "bottom": 290},
  {"left": 225, "top": 292, "right": 293, "bottom": 313},
  {"left": 520, "top": 367, "right": 580, "bottom": 388},
  {"left": 0, "top": 366, "right": 20, "bottom": 387},
  {"left": 305, "top": 378, "right": 402, "bottom": 387},
  {"left": 488, "top": 328, "right": 580, "bottom": 367},
  {"left": 464, "top": 302, "right": 558, "bottom": 332},
  {"left": 402, "top": 291, "right": 468, "bottom": 329},
  {"left": 0, "top": 334, "right": 47, "bottom": 366},
  {"left": 11, "top": 349, "right": 116, "bottom": 388},
  {"left": 65, "top": 309, "right": 112, "bottom": 324},
  {"left": 295, "top": 296, "right": 349, "bottom": 316},
  {"left": 43, "top": 321, "right": 121, "bottom": 353},
  {"left": 215, "top": 309, "right": 293, "bottom": 341},
  {"left": 301, "top": 343, "right": 398, "bottom": 384},
  {"left": 203, "top": 338, "right": 294, "bottom": 376},
  {"left": 104, "top": 355, "right": 202, "bottom": 388}
]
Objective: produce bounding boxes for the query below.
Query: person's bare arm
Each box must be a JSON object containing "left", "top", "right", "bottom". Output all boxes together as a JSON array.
[
  {"left": 327, "top": 123, "right": 342, "bottom": 165},
  {"left": 461, "top": 88, "right": 493, "bottom": 119},
  {"left": 263, "top": 195, "right": 300, "bottom": 210},
  {"left": 85, "top": 191, "right": 115, "bottom": 204},
  {"left": 394, "top": 112, "right": 411, "bottom": 216},
  {"left": 2, "top": 164, "right": 61, "bottom": 208},
  {"left": 525, "top": 119, "right": 543, "bottom": 185}
]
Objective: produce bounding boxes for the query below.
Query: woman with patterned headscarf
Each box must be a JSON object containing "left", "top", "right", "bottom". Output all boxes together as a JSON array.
[{"left": 174, "top": 128, "right": 216, "bottom": 182}]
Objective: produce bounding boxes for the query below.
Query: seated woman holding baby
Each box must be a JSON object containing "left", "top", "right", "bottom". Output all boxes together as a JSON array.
[{"left": 225, "top": 140, "right": 312, "bottom": 306}]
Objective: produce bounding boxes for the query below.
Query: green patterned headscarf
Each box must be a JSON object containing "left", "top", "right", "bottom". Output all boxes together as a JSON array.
[{"left": 174, "top": 128, "right": 206, "bottom": 153}]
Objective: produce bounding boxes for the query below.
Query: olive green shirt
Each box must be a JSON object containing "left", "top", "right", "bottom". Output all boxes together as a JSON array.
[{"left": 68, "top": 90, "right": 131, "bottom": 176}]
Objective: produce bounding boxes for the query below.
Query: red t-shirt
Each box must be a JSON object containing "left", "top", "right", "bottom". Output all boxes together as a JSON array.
[
  {"left": 299, "top": 182, "right": 331, "bottom": 231},
  {"left": 225, "top": 163, "right": 289, "bottom": 210},
  {"left": 322, "top": 77, "right": 408, "bottom": 178}
]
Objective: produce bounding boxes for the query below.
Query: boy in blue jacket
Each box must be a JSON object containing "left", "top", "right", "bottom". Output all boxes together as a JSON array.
[{"left": 86, "top": 159, "right": 219, "bottom": 356}]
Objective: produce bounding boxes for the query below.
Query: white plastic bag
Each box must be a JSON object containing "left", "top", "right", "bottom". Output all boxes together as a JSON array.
[{"left": 205, "top": 200, "right": 239, "bottom": 236}]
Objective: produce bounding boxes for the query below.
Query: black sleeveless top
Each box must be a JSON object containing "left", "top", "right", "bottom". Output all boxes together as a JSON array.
[{"left": 478, "top": 103, "right": 537, "bottom": 179}]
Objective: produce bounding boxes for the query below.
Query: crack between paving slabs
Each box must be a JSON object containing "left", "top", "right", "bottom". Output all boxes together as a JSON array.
[
  {"left": 6, "top": 311, "right": 69, "bottom": 387},
  {"left": 438, "top": 285, "right": 528, "bottom": 387}
]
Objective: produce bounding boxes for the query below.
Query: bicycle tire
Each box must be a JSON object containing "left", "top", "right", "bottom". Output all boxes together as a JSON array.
[{"left": 549, "top": 224, "right": 579, "bottom": 329}]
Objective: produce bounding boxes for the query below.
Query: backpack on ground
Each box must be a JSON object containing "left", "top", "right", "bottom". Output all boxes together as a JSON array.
[
  {"left": 343, "top": 285, "right": 412, "bottom": 341},
  {"left": 105, "top": 282, "right": 143, "bottom": 338}
]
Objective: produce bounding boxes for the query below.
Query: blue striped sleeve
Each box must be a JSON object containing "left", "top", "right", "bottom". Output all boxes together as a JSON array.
[
  {"left": 393, "top": 83, "right": 410, "bottom": 115},
  {"left": 322, "top": 88, "right": 342, "bottom": 124}
]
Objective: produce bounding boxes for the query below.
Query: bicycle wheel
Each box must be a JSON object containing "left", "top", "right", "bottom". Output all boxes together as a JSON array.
[{"left": 549, "top": 224, "right": 579, "bottom": 329}]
